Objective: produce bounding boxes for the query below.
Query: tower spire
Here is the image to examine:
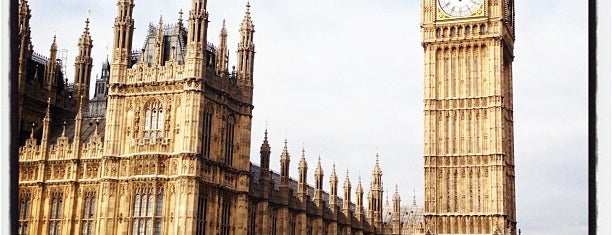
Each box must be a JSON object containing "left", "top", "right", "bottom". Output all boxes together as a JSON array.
[
  {"left": 111, "top": 0, "right": 134, "bottom": 66},
  {"left": 280, "top": 138, "right": 290, "bottom": 185},
  {"left": 237, "top": 2, "right": 255, "bottom": 91},
  {"left": 216, "top": 18, "right": 229, "bottom": 76},
  {"left": 73, "top": 16, "right": 94, "bottom": 107},
  {"left": 185, "top": 0, "right": 209, "bottom": 77},
  {"left": 44, "top": 35, "right": 58, "bottom": 92},
  {"left": 40, "top": 97, "right": 52, "bottom": 156},
  {"left": 154, "top": 14, "right": 165, "bottom": 65}
]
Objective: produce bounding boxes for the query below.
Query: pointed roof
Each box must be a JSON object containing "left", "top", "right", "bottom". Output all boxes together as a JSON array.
[
  {"left": 315, "top": 156, "right": 323, "bottom": 176},
  {"left": 356, "top": 175, "right": 363, "bottom": 192},
  {"left": 330, "top": 163, "right": 338, "bottom": 182},
  {"left": 260, "top": 129, "right": 270, "bottom": 153},
  {"left": 393, "top": 185, "right": 400, "bottom": 201},
  {"left": 373, "top": 153, "right": 382, "bottom": 175},
  {"left": 79, "top": 17, "right": 92, "bottom": 47},
  {"left": 344, "top": 169, "right": 351, "bottom": 188},
  {"left": 50, "top": 35, "right": 58, "bottom": 51},
  {"left": 299, "top": 145, "right": 307, "bottom": 169},
  {"left": 220, "top": 18, "right": 228, "bottom": 36},
  {"left": 280, "top": 138, "right": 290, "bottom": 161},
  {"left": 240, "top": 2, "right": 254, "bottom": 31}
]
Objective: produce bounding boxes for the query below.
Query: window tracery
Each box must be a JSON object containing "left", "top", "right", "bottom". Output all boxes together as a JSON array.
[
  {"left": 143, "top": 100, "right": 164, "bottom": 139},
  {"left": 132, "top": 186, "right": 164, "bottom": 235}
]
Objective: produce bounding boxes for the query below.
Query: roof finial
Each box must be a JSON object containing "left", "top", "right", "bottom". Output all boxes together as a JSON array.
[
  {"left": 85, "top": 9, "right": 91, "bottom": 31},
  {"left": 61, "top": 121, "right": 67, "bottom": 137},
  {"left": 30, "top": 123, "right": 35, "bottom": 138},
  {"left": 45, "top": 97, "right": 51, "bottom": 118}
]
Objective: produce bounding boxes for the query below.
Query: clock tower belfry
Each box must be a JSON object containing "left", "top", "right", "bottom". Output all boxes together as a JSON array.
[{"left": 421, "top": 0, "right": 517, "bottom": 234}]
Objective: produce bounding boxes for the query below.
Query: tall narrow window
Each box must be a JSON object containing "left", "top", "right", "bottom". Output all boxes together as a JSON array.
[
  {"left": 18, "top": 192, "right": 31, "bottom": 235},
  {"left": 202, "top": 108, "right": 213, "bottom": 158},
  {"left": 220, "top": 198, "right": 231, "bottom": 235},
  {"left": 144, "top": 100, "right": 164, "bottom": 139},
  {"left": 248, "top": 202, "right": 256, "bottom": 235},
  {"left": 224, "top": 117, "right": 235, "bottom": 166},
  {"left": 81, "top": 191, "right": 96, "bottom": 235},
  {"left": 132, "top": 187, "right": 164, "bottom": 235},
  {"left": 49, "top": 192, "right": 63, "bottom": 235},
  {"left": 270, "top": 209, "right": 277, "bottom": 235},
  {"left": 196, "top": 194, "right": 208, "bottom": 235}
]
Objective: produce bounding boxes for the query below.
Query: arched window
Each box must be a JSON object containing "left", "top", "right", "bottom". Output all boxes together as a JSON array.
[
  {"left": 224, "top": 116, "right": 235, "bottom": 166},
  {"left": 202, "top": 106, "right": 214, "bottom": 158},
  {"left": 132, "top": 187, "right": 164, "bottom": 235},
  {"left": 49, "top": 192, "right": 64, "bottom": 235},
  {"left": 18, "top": 192, "right": 31, "bottom": 235},
  {"left": 144, "top": 100, "right": 164, "bottom": 139},
  {"left": 81, "top": 191, "right": 96, "bottom": 235}
]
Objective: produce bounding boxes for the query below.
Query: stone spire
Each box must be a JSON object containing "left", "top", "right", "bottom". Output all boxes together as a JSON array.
[
  {"left": 73, "top": 95, "right": 85, "bottom": 151},
  {"left": 393, "top": 185, "right": 401, "bottom": 215},
  {"left": 329, "top": 163, "right": 339, "bottom": 211},
  {"left": 392, "top": 185, "right": 401, "bottom": 233},
  {"left": 44, "top": 35, "right": 58, "bottom": 92},
  {"left": 185, "top": 0, "right": 208, "bottom": 77},
  {"left": 237, "top": 2, "right": 255, "bottom": 90},
  {"left": 343, "top": 170, "right": 352, "bottom": 216},
  {"left": 111, "top": 0, "right": 134, "bottom": 67},
  {"left": 154, "top": 15, "right": 165, "bottom": 65},
  {"left": 259, "top": 129, "right": 271, "bottom": 199},
  {"left": 260, "top": 129, "right": 271, "bottom": 170},
  {"left": 18, "top": 0, "right": 32, "bottom": 95},
  {"left": 216, "top": 19, "right": 229, "bottom": 76},
  {"left": 370, "top": 153, "right": 384, "bottom": 227},
  {"left": 280, "top": 138, "right": 290, "bottom": 185},
  {"left": 314, "top": 156, "right": 324, "bottom": 205},
  {"left": 73, "top": 17, "right": 94, "bottom": 107},
  {"left": 40, "top": 98, "right": 52, "bottom": 155},
  {"left": 356, "top": 175, "right": 364, "bottom": 220},
  {"left": 298, "top": 146, "right": 308, "bottom": 199}
]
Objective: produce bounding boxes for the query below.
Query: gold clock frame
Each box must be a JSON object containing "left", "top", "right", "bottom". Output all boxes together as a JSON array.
[{"left": 436, "top": 0, "right": 487, "bottom": 20}]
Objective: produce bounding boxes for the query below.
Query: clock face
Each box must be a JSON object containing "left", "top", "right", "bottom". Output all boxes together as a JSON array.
[{"left": 438, "top": 0, "right": 484, "bottom": 18}]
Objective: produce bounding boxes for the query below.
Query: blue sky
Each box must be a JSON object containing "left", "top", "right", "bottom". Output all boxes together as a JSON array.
[{"left": 26, "top": 0, "right": 589, "bottom": 234}]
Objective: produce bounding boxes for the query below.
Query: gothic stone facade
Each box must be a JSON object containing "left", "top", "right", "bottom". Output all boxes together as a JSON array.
[
  {"left": 16, "top": 1, "right": 425, "bottom": 235},
  {"left": 421, "top": 0, "right": 517, "bottom": 234}
]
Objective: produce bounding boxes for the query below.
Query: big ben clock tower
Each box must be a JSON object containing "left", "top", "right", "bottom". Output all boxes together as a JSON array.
[{"left": 421, "top": 0, "right": 517, "bottom": 234}]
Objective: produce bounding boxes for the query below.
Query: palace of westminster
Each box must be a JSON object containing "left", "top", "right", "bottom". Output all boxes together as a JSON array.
[{"left": 14, "top": 0, "right": 518, "bottom": 234}]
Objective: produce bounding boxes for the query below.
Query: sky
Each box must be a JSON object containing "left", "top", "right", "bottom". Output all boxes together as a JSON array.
[{"left": 25, "top": 0, "right": 589, "bottom": 234}]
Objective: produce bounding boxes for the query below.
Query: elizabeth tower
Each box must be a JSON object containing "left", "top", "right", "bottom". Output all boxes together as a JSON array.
[{"left": 421, "top": 0, "right": 517, "bottom": 234}]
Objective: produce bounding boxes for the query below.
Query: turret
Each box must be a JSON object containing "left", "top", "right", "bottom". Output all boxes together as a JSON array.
[
  {"left": 73, "top": 17, "right": 94, "bottom": 108},
  {"left": 73, "top": 96, "right": 85, "bottom": 152},
  {"left": 371, "top": 154, "right": 384, "bottom": 227},
  {"left": 393, "top": 185, "right": 401, "bottom": 224},
  {"left": 260, "top": 129, "right": 271, "bottom": 170},
  {"left": 44, "top": 36, "right": 58, "bottom": 92},
  {"left": 314, "top": 156, "right": 324, "bottom": 207},
  {"left": 17, "top": 0, "right": 32, "bottom": 95},
  {"left": 93, "top": 57, "right": 110, "bottom": 99},
  {"left": 111, "top": 0, "right": 134, "bottom": 65},
  {"left": 279, "top": 139, "right": 290, "bottom": 186},
  {"left": 154, "top": 15, "right": 165, "bottom": 66},
  {"left": 216, "top": 19, "right": 229, "bottom": 76},
  {"left": 185, "top": 0, "right": 208, "bottom": 77},
  {"left": 237, "top": 2, "right": 255, "bottom": 96},
  {"left": 356, "top": 176, "right": 364, "bottom": 220},
  {"left": 343, "top": 170, "right": 352, "bottom": 217},
  {"left": 40, "top": 98, "right": 51, "bottom": 156},
  {"left": 298, "top": 146, "right": 308, "bottom": 201},
  {"left": 329, "top": 163, "right": 338, "bottom": 211}
]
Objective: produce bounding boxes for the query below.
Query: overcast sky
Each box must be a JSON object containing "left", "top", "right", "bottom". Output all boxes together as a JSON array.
[{"left": 26, "top": 0, "right": 588, "bottom": 234}]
